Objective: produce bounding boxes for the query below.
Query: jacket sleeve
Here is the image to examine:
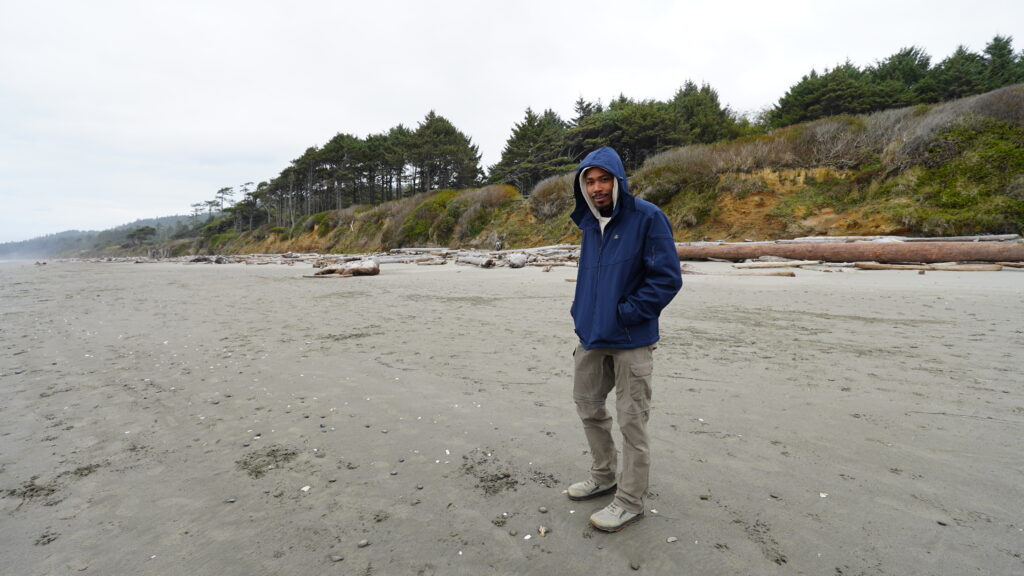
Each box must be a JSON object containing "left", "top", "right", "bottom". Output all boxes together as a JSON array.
[{"left": 617, "top": 212, "right": 682, "bottom": 325}]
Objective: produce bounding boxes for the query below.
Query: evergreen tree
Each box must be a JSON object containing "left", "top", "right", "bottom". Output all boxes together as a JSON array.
[
  {"left": 671, "top": 81, "right": 737, "bottom": 144},
  {"left": 982, "top": 35, "right": 1019, "bottom": 90},
  {"left": 411, "top": 111, "right": 482, "bottom": 193},
  {"left": 571, "top": 97, "right": 603, "bottom": 126},
  {"left": 866, "top": 46, "right": 931, "bottom": 108},
  {"left": 920, "top": 45, "right": 985, "bottom": 101},
  {"left": 489, "top": 108, "right": 573, "bottom": 195}
]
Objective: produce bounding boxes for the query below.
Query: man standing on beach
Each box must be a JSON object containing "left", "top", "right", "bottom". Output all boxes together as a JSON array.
[{"left": 567, "top": 146, "right": 683, "bottom": 532}]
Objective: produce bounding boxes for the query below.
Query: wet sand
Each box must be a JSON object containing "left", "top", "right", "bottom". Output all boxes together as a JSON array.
[{"left": 1, "top": 259, "right": 1022, "bottom": 575}]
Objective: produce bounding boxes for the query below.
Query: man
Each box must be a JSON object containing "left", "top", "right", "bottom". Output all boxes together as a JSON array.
[{"left": 567, "top": 146, "right": 683, "bottom": 532}]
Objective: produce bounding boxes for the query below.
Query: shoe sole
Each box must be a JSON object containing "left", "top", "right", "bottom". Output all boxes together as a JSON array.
[
  {"left": 567, "top": 484, "right": 617, "bottom": 501},
  {"left": 590, "top": 512, "right": 644, "bottom": 533}
]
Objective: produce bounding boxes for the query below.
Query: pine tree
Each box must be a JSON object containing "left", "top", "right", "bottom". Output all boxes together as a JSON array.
[{"left": 489, "top": 108, "right": 572, "bottom": 195}]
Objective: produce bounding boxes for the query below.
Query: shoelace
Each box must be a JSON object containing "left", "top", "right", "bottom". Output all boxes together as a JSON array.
[{"left": 605, "top": 503, "right": 623, "bottom": 516}]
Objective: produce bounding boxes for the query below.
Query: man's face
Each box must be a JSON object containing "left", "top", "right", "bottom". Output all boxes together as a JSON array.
[{"left": 583, "top": 167, "right": 614, "bottom": 211}]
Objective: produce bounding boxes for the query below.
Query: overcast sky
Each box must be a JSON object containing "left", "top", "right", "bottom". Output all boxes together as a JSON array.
[{"left": 1, "top": 0, "right": 1020, "bottom": 243}]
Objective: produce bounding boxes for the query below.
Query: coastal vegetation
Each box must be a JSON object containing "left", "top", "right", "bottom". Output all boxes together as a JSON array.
[{"left": 3, "top": 37, "right": 1022, "bottom": 258}]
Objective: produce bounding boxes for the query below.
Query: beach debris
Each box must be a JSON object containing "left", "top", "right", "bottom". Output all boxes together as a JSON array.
[
  {"left": 855, "top": 262, "right": 1003, "bottom": 272},
  {"left": 357, "top": 539, "right": 369, "bottom": 548},
  {"left": 328, "top": 555, "right": 344, "bottom": 562},
  {"left": 630, "top": 560, "right": 641, "bottom": 570},
  {"left": 667, "top": 536, "right": 678, "bottom": 543},
  {"left": 524, "top": 534, "right": 531, "bottom": 540},
  {"left": 819, "top": 492, "right": 828, "bottom": 498},
  {"left": 224, "top": 498, "right": 236, "bottom": 504},
  {"left": 301, "top": 485, "right": 311, "bottom": 492},
  {"left": 538, "top": 525, "right": 550, "bottom": 537},
  {"left": 737, "top": 270, "right": 797, "bottom": 277},
  {"left": 677, "top": 238, "right": 1024, "bottom": 264},
  {"left": 733, "top": 260, "right": 820, "bottom": 269},
  {"left": 509, "top": 529, "right": 518, "bottom": 536},
  {"left": 307, "top": 259, "right": 380, "bottom": 278},
  {"left": 456, "top": 255, "right": 495, "bottom": 268},
  {"left": 538, "top": 506, "right": 548, "bottom": 514},
  {"left": 506, "top": 253, "right": 529, "bottom": 268}
]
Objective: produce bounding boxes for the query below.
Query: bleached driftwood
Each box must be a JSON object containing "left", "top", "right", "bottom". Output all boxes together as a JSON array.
[
  {"left": 527, "top": 261, "right": 572, "bottom": 267},
  {"left": 456, "top": 255, "right": 495, "bottom": 268},
  {"left": 854, "top": 262, "right": 932, "bottom": 271},
  {"left": 506, "top": 253, "right": 529, "bottom": 268},
  {"left": 855, "top": 262, "right": 1003, "bottom": 271},
  {"left": 736, "top": 270, "right": 797, "bottom": 277},
  {"left": 308, "top": 259, "right": 380, "bottom": 277},
  {"left": 733, "top": 260, "right": 821, "bottom": 269},
  {"left": 389, "top": 247, "right": 457, "bottom": 257},
  {"left": 374, "top": 255, "right": 438, "bottom": 264}
]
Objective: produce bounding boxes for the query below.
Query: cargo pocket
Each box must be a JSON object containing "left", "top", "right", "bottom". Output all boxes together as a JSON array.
[{"left": 624, "top": 361, "right": 652, "bottom": 414}]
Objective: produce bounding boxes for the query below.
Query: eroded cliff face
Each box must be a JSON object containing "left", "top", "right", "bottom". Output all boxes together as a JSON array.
[{"left": 668, "top": 168, "right": 904, "bottom": 242}]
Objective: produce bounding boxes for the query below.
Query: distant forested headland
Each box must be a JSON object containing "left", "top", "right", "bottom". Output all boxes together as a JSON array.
[{"left": 4, "top": 36, "right": 1022, "bottom": 258}]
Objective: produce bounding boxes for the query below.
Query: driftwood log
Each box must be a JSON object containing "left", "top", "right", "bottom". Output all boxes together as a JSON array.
[
  {"left": 736, "top": 270, "right": 797, "bottom": 277},
  {"left": 456, "top": 255, "right": 495, "bottom": 268},
  {"left": 506, "top": 253, "right": 529, "bottom": 268},
  {"left": 732, "top": 260, "right": 821, "bottom": 269},
  {"left": 678, "top": 241, "right": 1024, "bottom": 263},
  {"left": 855, "top": 262, "right": 1004, "bottom": 272},
  {"left": 308, "top": 259, "right": 380, "bottom": 277},
  {"left": 777, "top": 234, "right": 1019, "bottom": 244}
]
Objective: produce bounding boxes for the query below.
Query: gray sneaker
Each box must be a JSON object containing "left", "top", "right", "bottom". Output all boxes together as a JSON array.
[
  {"left": 567, "top": 478, "right": 617, "bottom": 501},
  {"left": 589, "top": 502, "right": 643, "bottom": 532}
]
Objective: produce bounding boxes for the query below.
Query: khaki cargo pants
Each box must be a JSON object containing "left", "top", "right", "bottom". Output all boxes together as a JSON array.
[{"left": 573, "top": 343, "right": 655, "bottom": 514}]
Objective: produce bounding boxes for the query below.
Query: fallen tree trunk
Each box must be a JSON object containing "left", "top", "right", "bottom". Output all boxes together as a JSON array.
[
  {"left": 855, "top": 262, "right": 1003, "bottom": 271},
  {"left": 736, "top": 270, "right": 796, "bottom": 277},
  {"left": 854, "top": 262, "right": 932, "bottom": 271},
  {"left": 677, "top": 241, "right": 1024, "bottom": 263},
  {"left": 456, "top": 255, "right": 495, "bottom": 268},
  {"left": 732, "top": 260, "right": 821, "bottom": 269},
  {"left": 777, "top": 234, "right": 1020, "bottom": 244},
  {"left": 313, "top": 259, "right": 380, "bottom": 277}
]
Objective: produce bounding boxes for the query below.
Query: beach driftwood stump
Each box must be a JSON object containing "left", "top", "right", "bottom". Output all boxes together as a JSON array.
[{"left": 306, "top": 259, "right": 380, "bottom": 278}]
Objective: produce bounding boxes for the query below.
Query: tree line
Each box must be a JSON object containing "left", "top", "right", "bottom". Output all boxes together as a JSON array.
[
  {"left": 767, "top": 35, "right": 1024, "bottom": 127},
  {"left": 190, "top": 35, "right": 1022, "bottom": 239}
]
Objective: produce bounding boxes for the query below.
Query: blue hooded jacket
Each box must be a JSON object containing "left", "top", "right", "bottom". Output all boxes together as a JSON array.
[{"left": 570, "top": 147, "right": 682, "bottom": 349}]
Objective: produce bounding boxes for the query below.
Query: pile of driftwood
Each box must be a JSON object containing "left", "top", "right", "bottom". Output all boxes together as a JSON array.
[
  {"left": 72, "top": 235, "right": 1023, "bottom": 278},
  {"left": 677, "top": 234, "right": 1024, "bottom": 273},
  {"left": 304, "top": 244, "right": 581, "bottom": 278}
]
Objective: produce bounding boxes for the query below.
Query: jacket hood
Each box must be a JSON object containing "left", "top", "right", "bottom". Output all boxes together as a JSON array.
[{"left": 571, "top": 147, "right": 633, "bottom": 226}]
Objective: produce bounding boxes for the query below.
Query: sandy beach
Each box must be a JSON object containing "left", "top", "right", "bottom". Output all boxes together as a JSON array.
[{"left": 1, "top": 259, "right": 1022, "bottom": 575}]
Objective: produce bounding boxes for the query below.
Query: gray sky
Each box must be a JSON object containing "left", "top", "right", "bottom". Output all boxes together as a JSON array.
[{"left": 1, "top": 0, "right": 1020, "bottom": 243}]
